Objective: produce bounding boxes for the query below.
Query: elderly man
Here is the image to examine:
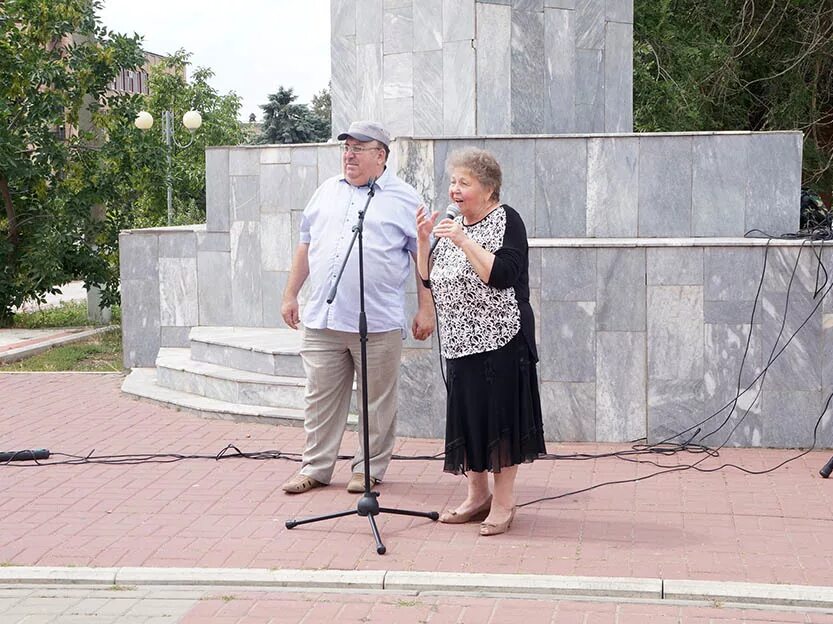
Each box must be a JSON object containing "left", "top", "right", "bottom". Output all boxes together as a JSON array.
[{"left": 280, "top": 121, "right": 435, "bottom": 494}]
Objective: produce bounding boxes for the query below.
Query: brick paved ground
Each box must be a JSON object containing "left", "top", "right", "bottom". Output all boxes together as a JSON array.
[{"left": 1, "top": 372, "right": 833, "bottom": 622}]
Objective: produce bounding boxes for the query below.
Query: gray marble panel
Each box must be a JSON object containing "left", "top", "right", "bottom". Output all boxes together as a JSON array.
[
  {"left": 290, "top": 166, "right": 319, "bottom": 212},
  {"left": 433, "top": 139, "right": 485, "bottom": 210},
  {"left": 514, "top": 0, "right": 544, "bottom": 9},
  {"left": 761, "top": 390, "right": 827, "bottom": 448},
  {"left": 647, "top": 248, "right": 703, "bottom": 286},
  {"left": 384, "top": 3, "right": 413, "bottom": 54},
  {"left": 596, "top": 248, "right": 646, "bottom": 331},
  {"left": 414, "top": 51, "right": 443, "bottom": 136},
  {"left": 290, "top": 210, "right": 304, "bottom": 259},
  {"left": 197, "top": 251, "right": 233, "bottom": 326},
  {"left": 291, "top": 146, "right": 318, "bottom": 167},
  {"left": 158, "top": 231, "right": 198, "bottom": 259},
  {"left": 260, "top": 214, "right": 293, "bottom": 272},
  {"left": 704, "top": 248, "right": 765, "bottom": 302},
  {"left": 332, "top": 0, "right": 357, "bottom": 36},
  {"left": 760, "top": 254, "right": 823, "bottom": 392},
  {"left": 414, "top": 0, "right": 443, "bottom": 51},
  {"left": 539, "top": 301, "right": 596, "bottom": 382},
  {"left": 746, "top": 133, "right": 802, "bottom": 235},
  {"left": 824, "top": 313, "right": 833, "bottom": 394},
  {"left": 534, "top": 138, "right": 586, "bottom": 237},
  {"left": 529, "top": 248, "right": 541, "bottom": 290},
  {"left": 692, "top": 134, "right": 748, "bottom": 236},
  {"left": 260, "top": 147, "right": 291, "bottom": 164},
  {"left": 604, "top": 21, "right": 633, "bottom": 133},
  {"left": 356, "top": 0, "right": 384, "bottom": 44},
  {"left": 443, "top": 41, "right": 476, "bottom": 135},
  {"left": 357, "top": 43, "right": 384, "bottom": 122},
  {"left": 443, "top": 0, "right": 475, "bottom": 41},
  {"left": 158, "top": 258, "right": 198, "bottom": 327},
  {"left": 480, "top": 0, "right": 511, "bottom": 4},
  {"left": 259, "top": 164, "right": 291, "bottom": 214},
  {"left": 704, "top": 301, "right": 759, "bottom": 325},
  {"left": 229, "top": 149, "right": 259, "bottom": 176},
  {"left": 476, "top": 2, "right": 512, "bottom": 135},
  {"left": 120, "top": 278, "right": 160, "bottom": 368},
  {"left": 160, "top": 326, "right": 191, "bottom": 348},
  {"left": 384, "top": 97, "right": 414, "bottom": 138},
  {"left": 587, "top": 137, "right": 638, "bottom": 237},
  {"left": 541, "top": 248, "right": 595, "bottom": 301},
  {"left": 511, "top": 9, "right": 545, "bottom": 133},
  {"left": 262, "top": 270, "right": 289, "bottom": 328},
  {"left": 703, "top": 322, "right": 763, "bottom": 447},
  {"left": 545, "top": 0, "right": 575, "bottom": 6},
  {"left": 396, "top": 139, "right": 435, "bottom": 209},
  {"left": 646, "top": 379, "right": 705, "bottom": 445},
  {"left": 231, "top": 176, "right": 259, "bottom": 222},
  {"left": 331, "top": 35, "right": 358, "bottom": 139},
  {"left": 205, "top": 149, "right": 230, "bottom": 233},
  {"left": 196, "top": 232, "right": 229, "bottom": 252},
  {"left": 596, "top": 331, "right": 646, "bottom": 441},
  {"left": 606, "top": 0, "right": 632, "bottom": 22},
  {"left": 544, "top": 8, "right": 576, "bottom": 134},
  {"left": 575, "top": 49, "right": 604, "bottom": 132},
  {"left": 231, "top": 221, "right": 263, "bottom": 327},
  {"left": 318, "top": 145, "right": 343, "bottom": 184},
  {"left": 576, "top": 0, "right": 604, "bottom": 49},
  {"left": 119, "top": 233, "right": 158, "bottom": 280},
  {"left": 384, "top": 52, "right": 413, "bottom": 99},
  {"left": 484, "top": 139, "right": 535, "bottom": 228},
  {"left": 647, "top": 285, "right": 704, "bottom": 381},
  {"left": 398, "top": 348, "right": 447, "bottom": 438},
  {"left": 638, "top": 136, "right": 692, "bottom": 237},
  {"left": 540, "top": 381, "right": 595, "bottom": 442}
]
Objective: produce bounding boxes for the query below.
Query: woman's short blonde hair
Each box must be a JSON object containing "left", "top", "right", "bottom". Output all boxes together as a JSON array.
[{"left": 447, "top": 147, "right": 502, "bottom": 202}]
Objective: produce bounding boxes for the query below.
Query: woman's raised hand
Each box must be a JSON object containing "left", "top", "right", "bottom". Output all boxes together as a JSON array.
[{"left": 416, "top": 205, "right": 439, "bottom": 243}]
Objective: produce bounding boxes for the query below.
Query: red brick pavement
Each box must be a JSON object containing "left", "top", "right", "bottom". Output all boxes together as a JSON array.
[{"left": 1, "top": 372, "right": 832, "bottom": 587}]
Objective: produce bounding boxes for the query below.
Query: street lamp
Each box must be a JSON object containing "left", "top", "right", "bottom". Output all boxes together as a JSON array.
[{"left": 134, "top": 109, "right": 203, "bottom": 226}]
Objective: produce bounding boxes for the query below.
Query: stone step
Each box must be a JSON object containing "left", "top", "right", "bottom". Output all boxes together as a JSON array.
[
  {"left": 189, "top": 326, "right": 304, "bottom": 377},
  {"left": 156, "top": 348, "right": 308, "bottom": 409}
]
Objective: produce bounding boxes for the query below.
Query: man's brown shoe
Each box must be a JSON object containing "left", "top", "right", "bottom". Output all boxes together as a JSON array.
[
  {"left": 281, "top": 473, "right": 326, "bottom": 494},
  {"left": 346, "top": 473, "right": 380, "bottom": 494}
]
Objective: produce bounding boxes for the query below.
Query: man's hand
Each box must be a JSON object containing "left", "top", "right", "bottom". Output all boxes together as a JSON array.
[
  {"left": 281, "top": 296, "right": 301, "bottom": 330},
  {"left": 411, "top": 306, "right": 436, "bottom": 341}
]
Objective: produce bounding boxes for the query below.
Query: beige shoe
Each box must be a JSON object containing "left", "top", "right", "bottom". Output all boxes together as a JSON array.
[
  {"left": 480, "top": 506, "right": 516, "bottom": 536},
  {"left": 281, "top": 473, "right": 326, "bottom": 494},
  {"left": 439, "top": 496, "right": 492, "bottom": 524},
  {"left": 347, "top": 473, "right": 380, "bottom": 493}
]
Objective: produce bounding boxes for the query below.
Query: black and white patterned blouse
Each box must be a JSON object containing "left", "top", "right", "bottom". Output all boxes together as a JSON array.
[{"left": 428, "top": 204, "right": 537, "bottom": 361}]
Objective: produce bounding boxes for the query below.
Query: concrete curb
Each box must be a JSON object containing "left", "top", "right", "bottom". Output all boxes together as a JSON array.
[
  {"left": 0, "top": 567, "right": 831, "bottom": 608},
  {"left": 0, "top": 325, "right": 118, "bottom": 364}
]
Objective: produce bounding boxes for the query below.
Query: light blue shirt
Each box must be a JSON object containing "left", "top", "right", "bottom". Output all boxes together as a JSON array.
[{"left": 299, "top": 167, "right": 421, "bottom": 333}]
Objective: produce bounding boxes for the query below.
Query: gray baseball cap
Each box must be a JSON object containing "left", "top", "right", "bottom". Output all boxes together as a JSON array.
[{"left": 337, "top": 120, "right": 391, "bottom": 147}]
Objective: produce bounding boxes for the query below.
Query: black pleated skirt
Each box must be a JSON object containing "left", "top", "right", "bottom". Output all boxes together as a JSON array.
[{"left": 443, "top": 332, "right": 547, "bottom": 474}]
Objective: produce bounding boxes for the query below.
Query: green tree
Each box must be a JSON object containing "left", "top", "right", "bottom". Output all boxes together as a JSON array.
[
  {"left": 310, "top": 85, "right": 332, "bottom": 140},
  {"left": 257, "top": 86, "right": 330, "bottom": 144},
  {"left": 0, "top": 0, "right": 144, "bottom": 325},
  {"left": 634, "top": 0, "right": 833, "bottom": 202},
  {"left": 86, "top": 50, "right": 244, "bottom": 306}
]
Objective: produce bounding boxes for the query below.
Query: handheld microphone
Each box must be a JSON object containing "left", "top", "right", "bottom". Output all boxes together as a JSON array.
[
  {"left": 820, "top": 454, "right": 833, "bottom": 478},
  {"left": 429, "top": 204, "right": 461, "bottom": 256}
]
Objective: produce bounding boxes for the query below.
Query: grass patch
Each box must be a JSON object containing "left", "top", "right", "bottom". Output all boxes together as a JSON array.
[
  {"left": 0, "top": 329, "right": 123, "bottom": 372},
  {"left": 12, "top": 301, "right": 121, "bottom": 329}
]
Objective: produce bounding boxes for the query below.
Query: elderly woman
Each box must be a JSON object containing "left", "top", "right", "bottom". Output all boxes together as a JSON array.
[{"left": 416, "top": 147, "right": 546, "bottom": 536}]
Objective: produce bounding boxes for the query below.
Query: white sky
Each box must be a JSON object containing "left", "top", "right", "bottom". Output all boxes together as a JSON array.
[{"left": 98, "top": 0, "right": 332, "bottom": 121}]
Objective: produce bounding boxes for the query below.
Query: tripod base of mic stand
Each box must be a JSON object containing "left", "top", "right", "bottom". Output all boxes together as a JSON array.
[{"left": 285, "top": 491, "right": 439, "bottom": 555}]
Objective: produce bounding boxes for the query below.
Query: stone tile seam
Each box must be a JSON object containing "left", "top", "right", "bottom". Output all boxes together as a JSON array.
[{"left": 2, "top": 568, "right": 833, "bottom": 608}]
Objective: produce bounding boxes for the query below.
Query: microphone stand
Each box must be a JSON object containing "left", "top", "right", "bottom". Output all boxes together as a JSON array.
[{"left": 285, "top": 179, "right": 439, "bottom": 554}]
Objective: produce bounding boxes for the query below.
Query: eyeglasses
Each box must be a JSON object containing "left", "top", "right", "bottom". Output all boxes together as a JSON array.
[{"left": 341, "top": 144, "right": 382, "bottom": 154}]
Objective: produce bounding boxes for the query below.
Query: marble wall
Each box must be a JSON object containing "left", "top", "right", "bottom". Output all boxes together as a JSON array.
[
  {"left": 331, "top": 0, "right": 633, "bottom": 137},
  {"left": 396, "top": 132, "right": 803, "bottom": 238}
]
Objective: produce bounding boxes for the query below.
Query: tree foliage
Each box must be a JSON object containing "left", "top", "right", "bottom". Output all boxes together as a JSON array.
[
  {"left": 634, "top": 0, "right": 833, "bottom": 201},
  {"left": 257, "top": 85, "right": 330, "bottom": 144},
  {"left": 0, "top": 0, "right": 144, "bottom": 325}
]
